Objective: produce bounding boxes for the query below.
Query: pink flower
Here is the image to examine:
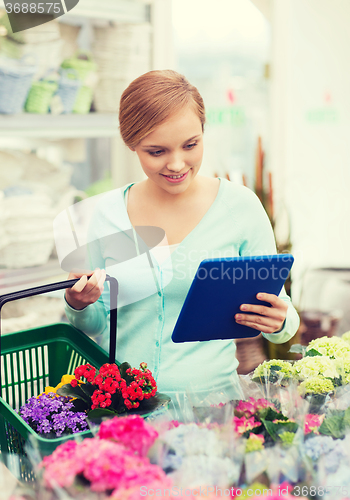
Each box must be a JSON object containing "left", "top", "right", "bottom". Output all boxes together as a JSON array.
[
  {"left": 304, "top": 414, "right": 324, "bottom": 434},
  {"left": 41, "top": 440, "right": 85, "bottom": 488},
  {"left": 233, "top": 415, "right": 260, "bottom": 435},
  {"left": 254, "top": 398, "right": 277, "bottom": 412},
  {"left": 235, "top": 399, "right": 256, "bottom": 417},
  {"left": 249, "top": 434, "right": 265, "bottom": 444},
  {"left": 235, "top": 397, "right": 277, "bottom": 418},
  {"left": 97, "top": 415, "right": 158, "bottom": 457},
  {"left": 41, "top": 437, "right": 168, "bottom": 493}
]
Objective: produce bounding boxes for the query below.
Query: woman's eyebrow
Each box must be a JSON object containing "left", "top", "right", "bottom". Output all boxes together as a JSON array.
[
  {"left": 142, "top": 135, "right": 201, "bottom": 149},
  {"left": 183, "top": 134, "right": 201, "bottom": 144}
]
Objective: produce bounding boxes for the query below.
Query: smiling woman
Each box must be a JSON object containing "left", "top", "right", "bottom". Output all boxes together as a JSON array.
[
  {"left": 64, "top": 69, "right": 300, "bottom": 402},
  {"left": 132, "top": 108, "right": 204, "bottom": 194}
]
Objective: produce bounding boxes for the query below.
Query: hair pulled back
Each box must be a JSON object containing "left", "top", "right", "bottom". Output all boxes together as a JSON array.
[{"left": 119, "top": 70, "right": 205, "bottom": 149}]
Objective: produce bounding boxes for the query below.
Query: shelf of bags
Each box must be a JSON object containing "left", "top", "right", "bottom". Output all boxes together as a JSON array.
[
  {"left": 65, "top": 0, "right": 151, "bottom": 23},
  {"left": 0, "top": 113, "right": 119, "bottom": 138},
  {"left": 0, "top": 258, "right": 66, "bottom": 294}
]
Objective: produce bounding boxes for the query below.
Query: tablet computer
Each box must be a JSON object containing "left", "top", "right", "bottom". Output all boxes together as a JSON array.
[{"left": 171, "top": 254, "right": 294, "bottom": 343}]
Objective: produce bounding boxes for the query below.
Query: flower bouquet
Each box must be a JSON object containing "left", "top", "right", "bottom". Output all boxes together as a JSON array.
[
  {"left": 233, "top": 397, "right": 299, "bottom": 449},
  {"left": 17, "top": 361, "right": 170, "bottom": 444},
  {"left": 251, "top": 335, "right": 350, "bottom": 415},
  {"left": 37, "top": 414, "right": 172, "bottom": 500},
  {"left": 56, "top": 362, "right": 170, "bottom": 420},
  {"left": 251, "top": 359, "right": 294, "bottom": 387},
  {"left": 152, "top": 419, "right": 244, "bottom": 489},
  {"left": 18, "top": 393, "right": 89, "bottom": 438}
]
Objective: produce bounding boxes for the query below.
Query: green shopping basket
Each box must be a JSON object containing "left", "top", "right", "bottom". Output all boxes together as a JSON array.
[{"left": 0, "top": 276, "right": 118, "bottom": 480}]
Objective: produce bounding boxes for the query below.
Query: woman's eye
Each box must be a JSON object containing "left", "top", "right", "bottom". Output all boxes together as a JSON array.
[
  {"left": 149, "top": 150, "right": 163, "bottom": 157},
  {"left": 185, "top": 142, "right": 197, "bottom": 150}
]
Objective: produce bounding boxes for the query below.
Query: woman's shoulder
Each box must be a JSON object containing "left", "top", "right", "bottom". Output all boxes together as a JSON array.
[
  {"left": 93, "top": 183, "right": 134, "bottom": 212},
  {"left": 219, "top": 178, "right": 262, "bottom": 210},
  {"left": 88, "top": 183, "right": 135, "bottom": 231}
]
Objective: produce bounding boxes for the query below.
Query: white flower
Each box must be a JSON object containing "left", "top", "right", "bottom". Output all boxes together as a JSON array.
[
  {"left": 293, "top": 356, "right": 338, "bottom": 381},
  {"left": 161, "top": 423, "right": 225, "bottom": 457},
  {"left": 342, "top": 331, "right": 350, "bottom": 345},
  {"left": 306, "top": 336, "right": 350, "bottom": 359}
]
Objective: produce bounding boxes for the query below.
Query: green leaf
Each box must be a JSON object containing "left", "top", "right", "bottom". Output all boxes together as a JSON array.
[
  {"left": 57, "top": 384, "right": 90, "bottom": 403},
  {"left": 79, "top": 382, "right": 96, "bottom": 398},
  {"left": 343, "top": 407, "right": 350, "bottom": 430},
  {"left": 262, "top": 419, "right": 298, "bottom": 441},
  {"left": 289, "top": 344, "right": 305, "bottom": 354},
  {"left": 305, "top": 348, "right": 322, "bottom": 357},
  {"left": 129, "top": 393, "right": 171, "bottom": 415},
  {"left": 319, "top": 412, "right": 345, "bottom": 439},
  {"left": 248, "top": 423, "right": 264, "bottom": 436},
  {"left": 277, "top": 421, "right": 299, "bottom": 434},
  {"left": 119, "top": 362, "right": 132, "bottom": 379},
  {"left": 261, "top": 419, "right": 279, "bottom": 441},
  {"left": 251, "top": 376, "right": 266, "bottom": 384},
  {"left": 269, "top": 365, "right": 282, "bottom": 371},
  {"left": 260, "top": 407, "right": 287, "bottom": 422},
  {"left": 88, "top": 408, "right": 118, "bottom": 419},
  {"left": 71, "top": 398, "right": 90, "bottom": 412}
]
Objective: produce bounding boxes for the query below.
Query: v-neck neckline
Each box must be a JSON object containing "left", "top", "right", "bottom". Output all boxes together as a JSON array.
[{"left": 122, "top": 177, "right": 224, "bottom": 254}]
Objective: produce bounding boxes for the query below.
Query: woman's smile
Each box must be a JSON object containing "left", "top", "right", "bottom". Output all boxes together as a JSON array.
[{"left": 161, "top": 171, "right": 190, "bottom": 183}]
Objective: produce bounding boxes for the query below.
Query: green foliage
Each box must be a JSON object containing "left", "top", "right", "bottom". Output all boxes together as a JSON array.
[
  {"left": 88, "top": 408, "right": 117, "bottom": 419},
  {"left": 57, "top": 384, "right": 90, "bottom": 404},
  {"left": 304, "top": 348, "right": 322, "bottom": 358},
  {"left": 319, "top": 407, "right": 350, "bottom": 439},
  {"left": 262, "top": 419, "right": 299, "bottom": 442}
]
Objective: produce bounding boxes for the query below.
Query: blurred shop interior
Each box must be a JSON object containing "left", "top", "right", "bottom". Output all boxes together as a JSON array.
[{"left": 0, "top": 0, "right": 350, "bottom": 368}]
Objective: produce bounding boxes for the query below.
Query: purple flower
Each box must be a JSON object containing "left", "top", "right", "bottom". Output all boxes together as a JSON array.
[{"left": 18, "top": 393, "right": 88, "bottom": 438}]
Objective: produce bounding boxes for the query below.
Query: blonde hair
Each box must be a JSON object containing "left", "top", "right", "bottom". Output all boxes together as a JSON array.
[{"left": 119, "top": 70, "right": 205, "bottom": 149}]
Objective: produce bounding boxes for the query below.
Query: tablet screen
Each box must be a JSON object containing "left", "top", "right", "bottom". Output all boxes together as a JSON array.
[{"left": 171, "top": 254, "right": 294, "bottom": 343}]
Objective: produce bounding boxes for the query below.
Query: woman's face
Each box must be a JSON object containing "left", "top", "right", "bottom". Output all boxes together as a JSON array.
[{"left": 132, "top": 106, "right": 204, "bottom": 195}]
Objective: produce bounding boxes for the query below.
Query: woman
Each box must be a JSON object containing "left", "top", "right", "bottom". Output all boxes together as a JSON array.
[{"left": 64, "top": 70, "right": 300, "bottom": 401}]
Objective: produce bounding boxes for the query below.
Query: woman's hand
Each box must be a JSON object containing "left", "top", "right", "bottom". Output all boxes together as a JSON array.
[
  {"left": 235, "top": 292, "right": 288, "bottom": 334},
  {"left": 65, "top": 268, "right": 106, "bottom": 311}
]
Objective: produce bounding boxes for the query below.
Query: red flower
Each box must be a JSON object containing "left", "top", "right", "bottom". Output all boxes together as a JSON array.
[{"left": 71, "top": 361, "right": 157, "bottom": 413}]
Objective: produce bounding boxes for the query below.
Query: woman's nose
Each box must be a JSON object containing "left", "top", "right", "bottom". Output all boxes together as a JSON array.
[{"left": 166, "top": 154, "right": 186, "bottom": 172}]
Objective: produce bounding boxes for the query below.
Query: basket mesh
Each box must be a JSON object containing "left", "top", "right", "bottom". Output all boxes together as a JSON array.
[{"left": 0, "top": 324, "right": 111, "bottom": 481}]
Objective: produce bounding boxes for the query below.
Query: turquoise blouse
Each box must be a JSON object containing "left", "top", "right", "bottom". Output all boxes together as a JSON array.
[{"left": 65, "top": 178, "right": 300, "bottom": 401}]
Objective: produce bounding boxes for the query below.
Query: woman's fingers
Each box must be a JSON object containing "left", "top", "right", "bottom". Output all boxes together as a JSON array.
[
  {"left": 72, "top": 275, "right": 88, "bottom": 293},
  {"left": 65, "top": 268, "right": 105, "bottom": 310},
  {"left": 84, "top": 268, "right": 106, "bottom": 295},
  {"left": 235, "top": 293, "right": 288, "bottom": 333},
  {"left": 235, "top": 313, "right": 281, "bottom": 334},
  {"left": 97, "top": 269, "right": 106, "bottom": 292},
  {"left": 67, "top": 269, "right": 94, "bottom": 280}
]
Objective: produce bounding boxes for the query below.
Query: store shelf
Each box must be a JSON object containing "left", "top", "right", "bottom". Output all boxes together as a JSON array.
[
  {"left": 0, "top": 113, "right": 119, "bottom": 138},
  {"left": 0, "top": 259, "right": 67, "bottom": 294}
]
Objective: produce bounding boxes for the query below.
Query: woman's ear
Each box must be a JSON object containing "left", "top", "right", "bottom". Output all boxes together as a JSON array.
[{"left": 128, "top": 146, "right": 135, "bottom": 152}]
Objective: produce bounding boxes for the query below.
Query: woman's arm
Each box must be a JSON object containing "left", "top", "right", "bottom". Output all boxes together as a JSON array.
[
  {"left": 64, "top": 268, "right": 108, "bottom": 337},
  {"left": 237, "top": 188, "right": 300, "bottom": 344},
  {"left": 64, "top": 198, "right": 111, "bottom": 337}
]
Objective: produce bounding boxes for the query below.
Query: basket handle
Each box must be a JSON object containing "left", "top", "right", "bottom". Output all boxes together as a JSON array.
[{"left": 0, "top": 275, "right": 118, "bottom": 364}]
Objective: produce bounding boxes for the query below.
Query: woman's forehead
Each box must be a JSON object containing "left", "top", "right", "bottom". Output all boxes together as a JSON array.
[{"left": 140, "top": 108, "right": 202, "bottom": 147}]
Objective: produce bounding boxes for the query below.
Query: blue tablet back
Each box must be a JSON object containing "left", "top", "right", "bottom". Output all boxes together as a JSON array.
[{"left": 171, "top": 254, "right": 294, "bottom": 343}]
